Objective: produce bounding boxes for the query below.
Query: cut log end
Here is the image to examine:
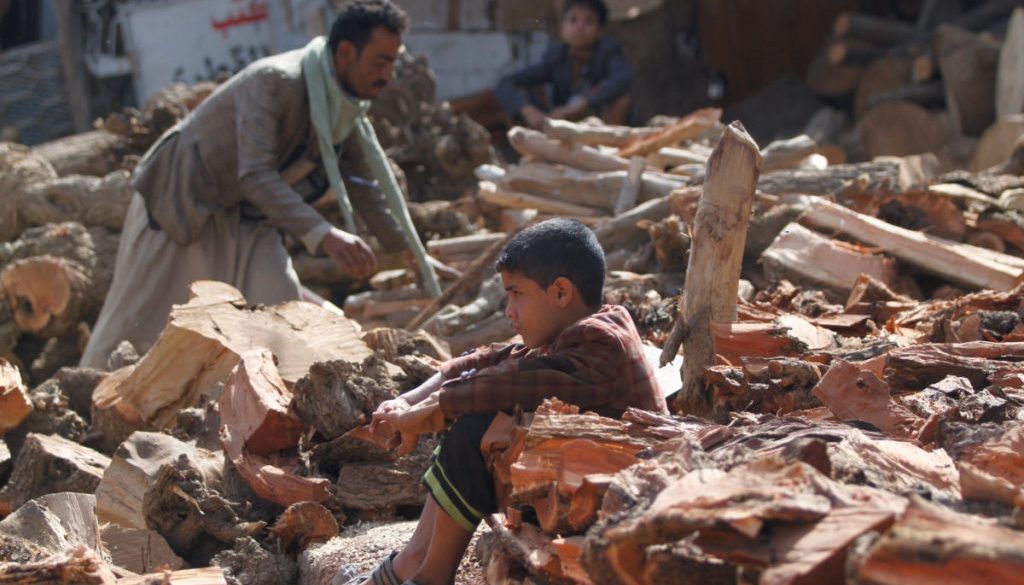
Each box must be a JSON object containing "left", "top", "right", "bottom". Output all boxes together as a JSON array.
[{"left": 0, "top": 257, "right": 82, "bottom": 335}]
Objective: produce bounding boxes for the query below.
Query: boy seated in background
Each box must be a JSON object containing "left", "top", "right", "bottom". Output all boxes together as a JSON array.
[
  {"left": 346, "top": 218, "right": 666, "bottom": 585},
  {"left": 495, "top": 0, "right": 634, "bottom": 129}
]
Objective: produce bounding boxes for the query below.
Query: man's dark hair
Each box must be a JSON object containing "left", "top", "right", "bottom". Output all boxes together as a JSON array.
[
  {"left": 496, "top": 218, "right": 606, "bottom": 308},
  {"left": 563, "top": 0, "right": 609, "bottom": 26},
  {"left": 328, "top": 0, "right": 408, "bottom": 54}
]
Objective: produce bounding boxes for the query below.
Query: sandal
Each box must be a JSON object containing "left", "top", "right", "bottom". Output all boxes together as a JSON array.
[{"left": 334, "top": 550, "right": 401, "bottom": 585}]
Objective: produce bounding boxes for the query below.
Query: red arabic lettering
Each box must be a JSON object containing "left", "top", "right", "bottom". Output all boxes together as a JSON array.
[{"left": 211, "top": 1, "right": 269, "bottom": 37}]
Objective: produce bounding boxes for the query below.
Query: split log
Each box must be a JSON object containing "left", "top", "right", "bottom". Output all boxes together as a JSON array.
[
  {"left": 19, "top": 171, "right": 133, "bottom": 232},
  {"left": 711, "top": 316, "right": 836, "bottom": 367},
  {"left": 678, "top": 122, "right": 762, "bottom": 417},
  {"left": 0, "top": 545, "right": 117, "bottom": 584},
  {"left": 292, "top": 355, "right": 398, "bottom": 442},
  {"left": 92, "top": 281, "right": 371, "bottom": 430},
  {"left": 93, "top": 431, "right": 223, "bottom": 530},
  {"left": 219, "top": 348, "right": 329, "bottom": 507},
  {"left": 760, "top": 135, "right": 818, "bottom": 173},
  {"left": 617, "top": 108, "right": 722, "bottom": 158},
  {"left": 31, "top": 130, "right": 125, "bottom": 177},
  {"left": 969, "top": 114, "right": 1024, "bottom": 171},
  {"left": 101, "top": 525, "right": 185, "bottom": 575},
  {"left": 219, "top": 348, "right": 304, "bottom": 456},
  {"left": 593, "top": 195, "right": 672, "bottom": 250},
  {"left": 495, "top": 162, "right": 683, "bottom": 212},
  {"left": 0, "top": 433, "right": 110, "bottom": 515},
  {"left": 94, "top": 431, "right": 260, "bottom": 558},
  {"left": 267, "top": 502, "right": 339, "bottom": 552},
  {"left": 424, "top": 274, "right": 504, "bottom": 337},
  {"left": 854, "top": 497, "right": 1024, "bottom": 583},
  {"left": 800, "top": 199, "right": 1024, "bottom": 291},
  {"left": 811, "top": 360, "right": 924, "bottom": 440},
  {"left": 508, "top": 127, "right": 630, "bottom": 172},
  {"left": 478, "top": 181, "right": 606, "bottom": 217},
  {"left": 834, "top": 12, "right": 926, "bottom": 46},
  {"left": 934, "top": 25, "right": 1000, "bottom": 136},
  {"left": 0, "top": 360, "right": 30, "bottom": 436},
  {"left": 761, "top": 222, "right": 899, "bottom": 294},
  {"left": 757, "top": 160, "right": 901, "bottom": 196},
  {"left": 0, "top": 144, "right": 58, "bottom": 242},
  {"left": 542, "top": 118, "right": 658, "bottom": 147},
  {"left": 954, "top": 424, "right": 1024, "bottom": 506},
  {"left": 0, "top": 493, "right": 103, "bottom": 558},
  {"left": 997, "top": 7, "right": 1024, "bottom": 117},
  {"left": 857, "top": 100, "right": 947, "bottom": 158}
]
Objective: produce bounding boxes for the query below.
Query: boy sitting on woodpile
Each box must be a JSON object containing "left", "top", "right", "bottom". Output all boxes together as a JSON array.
[
  {"left": 495, "top": 0, "right": 634, "bottom": 129},
  {"left": 344, "top": 218, "right": 667, "bottom": 585}
]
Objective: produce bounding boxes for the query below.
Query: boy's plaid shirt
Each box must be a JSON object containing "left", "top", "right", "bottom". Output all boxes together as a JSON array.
[{"left": 436, "top": 305, "right": 668, "bottom": 419}]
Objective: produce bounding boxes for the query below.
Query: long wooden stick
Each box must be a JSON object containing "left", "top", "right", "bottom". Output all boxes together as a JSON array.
[
  {"left": 406, "top": 235, "right": 511, "bottom": 331},
  {"left": 677, "top": 122, "right": 762, "bottom": 417}
]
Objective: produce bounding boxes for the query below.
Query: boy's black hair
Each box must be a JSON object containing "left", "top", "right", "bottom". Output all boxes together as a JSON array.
[
  {"left": 329, "top": 0, "right": 408, "bottom": 55},
  {"left": 496, "top": 218, "right": 606, "bottom": 308},
  {"left": 563, "top": 0, "right": 609, "bottom": 26}
]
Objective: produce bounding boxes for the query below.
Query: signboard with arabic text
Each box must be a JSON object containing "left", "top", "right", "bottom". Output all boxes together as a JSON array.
[{"left": 121, "top": 0, "right": 288, "bottom": 103}]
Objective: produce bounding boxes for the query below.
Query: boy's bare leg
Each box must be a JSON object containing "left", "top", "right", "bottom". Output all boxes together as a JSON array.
[
  {"left": 410, "top": 504, "right": 475, "bottom": 585},
  {"left": 355, "top": 498, "right": 437, "bottom": 585},
  {"left": 391, "top": 497, "right": 438, "bottom": 579}
]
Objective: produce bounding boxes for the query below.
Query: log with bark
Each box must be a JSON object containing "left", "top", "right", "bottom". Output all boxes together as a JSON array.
[
  {"left": 0, "top": 143, "right": 58, "bottom": 242},
  {"left": 31, "top": 130, "right": 127, "bottom": 178},
  {"left": 292, "top": 355, "right": 398, "bottom": 442},
  {"left": 333, "top": 439, "right": 434, "bottom": 516},
  {"left": 756, "top": 160, "right": 901, "bottom": 196},
  {"left": 94, "top": 431, "right": 261, "bottom": 562},
  {"left": 853, "top": 496, "right": 1024, "bottom": 583},
  {"left": 0, "top": 433, "right": 110, "bottom": 515},
  {"left": 677, "top": 122, "right": 762, "bottom": 417},
  {"left": 0, "top": 360, "right": 30, "bottom": 437},
  {"left": 542, "top": 118, "right": 658, "bottom": 147},
  {"left": 91, "top": 281, "right": 372, "bottom": 435},
  {"left": 17, "top": 171, "right": 133, "bottom": 233}
]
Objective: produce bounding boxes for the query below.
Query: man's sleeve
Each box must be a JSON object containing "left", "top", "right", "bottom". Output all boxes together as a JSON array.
[
  {"left": 438, "top": 343, "right": 521, "bottom": 381},
  {"left": 586, "top": 42, "right": 633, "bottom": 110},
  {"left": 236, "top": 72, "right": 331, "bottom": 254},
  {"left": 437, "top": 338, "right": 625, "bottom": 418},
  {"left": 494, "top": 44, "right": 558, "bottom": 116}
]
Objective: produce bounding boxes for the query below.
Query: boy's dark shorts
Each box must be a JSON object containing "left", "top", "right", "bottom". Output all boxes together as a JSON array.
[{"left": 423, "top": 413, "right": 498, "bottom": 532}]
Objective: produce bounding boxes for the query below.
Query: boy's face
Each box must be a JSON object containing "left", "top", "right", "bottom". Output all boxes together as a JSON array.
[
  {"left": 501, "top": 270, "right": 574, "bottom": 349},
  {"left": 560, "top": 5, "right": 602, "bottom": 52}
]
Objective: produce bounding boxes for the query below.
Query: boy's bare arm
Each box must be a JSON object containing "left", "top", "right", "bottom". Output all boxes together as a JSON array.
[{"left": 381, "top": 391, "right": 447, "bottom": 456}]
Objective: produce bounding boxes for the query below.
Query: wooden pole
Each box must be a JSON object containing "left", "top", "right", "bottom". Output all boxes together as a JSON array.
[
  {"left": 676, "top": 122, "right": 762, "bottom": 417},
  {"left": 52, "top": 0, "right": 92, "bottom": 133}
]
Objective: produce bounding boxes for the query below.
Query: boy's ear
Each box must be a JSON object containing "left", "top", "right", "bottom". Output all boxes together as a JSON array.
[{"left": 551, "top": 277, "right": 575, "bottom": 308}]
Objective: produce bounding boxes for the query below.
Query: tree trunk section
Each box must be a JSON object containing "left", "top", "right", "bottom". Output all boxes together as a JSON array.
[{"left": 0, "top": 434, "right": 110, "bottom": 515}]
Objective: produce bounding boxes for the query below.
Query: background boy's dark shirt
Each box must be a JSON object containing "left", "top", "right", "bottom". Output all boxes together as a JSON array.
[
  {"left": 495, "top": 36, "right": 633, "bottom": 116},
  {"left": 436, "top": 305, "right": 667, "bottom": 418}
]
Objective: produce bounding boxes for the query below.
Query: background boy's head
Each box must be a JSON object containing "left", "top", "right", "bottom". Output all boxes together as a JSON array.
[
  {"left": 560, "top": 0, "right": 608, "bottom": 52},
  {"left": 329, "top": 0, "right": 408, "bottom": 99},
  {"left": 496, "top": 219, "right": 606, "bottom": 347}
]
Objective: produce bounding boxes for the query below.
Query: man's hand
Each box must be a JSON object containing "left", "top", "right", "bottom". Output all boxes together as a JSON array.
[
  {"left": 520, "top": 105, "right": 548, "bottom": 130},
  {"left": 376, "top": 391, "right": 446, "bottom": 456},
  {"left": 321, "top": 227, "right": 377, "bottom": 280}
]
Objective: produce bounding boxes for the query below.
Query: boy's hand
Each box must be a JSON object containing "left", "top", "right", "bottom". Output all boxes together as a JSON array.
[
  {"left": 520, "top": 105, "right": 548, "bottom": 130},
  {"left": 381, "top": 391, "right": 447, "bottom": 456}
]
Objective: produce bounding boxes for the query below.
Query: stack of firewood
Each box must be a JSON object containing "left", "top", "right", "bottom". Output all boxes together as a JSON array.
[{"left": 807, "top": 3, "right": 1024, "bottom": 170}]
